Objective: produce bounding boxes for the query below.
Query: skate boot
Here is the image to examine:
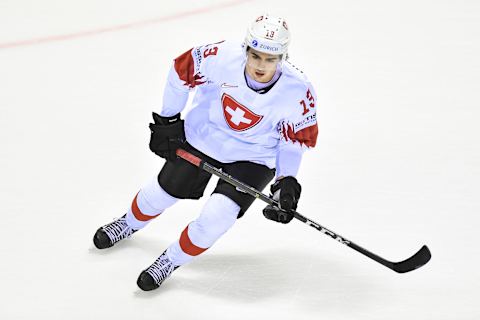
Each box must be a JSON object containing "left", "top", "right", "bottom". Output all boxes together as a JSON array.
[
  {"left": 137, "top": 251, "right": 179, "bottom": 291},
  {"left": 93, "top": 214, "right": 136, "bottom": 249}
]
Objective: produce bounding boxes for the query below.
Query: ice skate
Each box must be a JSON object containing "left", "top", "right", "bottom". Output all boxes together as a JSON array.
[
  {"left": 93, "top": 214, "right": 136, "bottom": 249},
  {"left": 137, "top": 251, "right": 179, "bottom": 291}
]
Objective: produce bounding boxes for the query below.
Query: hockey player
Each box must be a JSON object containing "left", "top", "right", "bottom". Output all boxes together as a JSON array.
[{"left": 93, "top": 13, "right": 318, "bottom": 291}]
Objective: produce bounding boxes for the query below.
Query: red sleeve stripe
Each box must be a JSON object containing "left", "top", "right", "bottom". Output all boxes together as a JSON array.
[
  {"left": 131, "top": 193, "right": 162, "bottom": 222},
  {"left": 174, "top": 48, "right": 205, "bottom": 88},
  {"left": 282, "top": 123, "right": 318, "bottom": 148},
  {"left": 179, "top": 225, "right": 208, "bottom": 256}
]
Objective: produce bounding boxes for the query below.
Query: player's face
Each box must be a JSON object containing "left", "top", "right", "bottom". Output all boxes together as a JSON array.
[{"left": 245, "top": 48, "right": 281, "bottom": 83}]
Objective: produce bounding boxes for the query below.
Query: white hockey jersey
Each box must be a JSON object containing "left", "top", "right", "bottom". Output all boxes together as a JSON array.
[{"left": 160, "top": 40, "right": 318, "bottom": 177}]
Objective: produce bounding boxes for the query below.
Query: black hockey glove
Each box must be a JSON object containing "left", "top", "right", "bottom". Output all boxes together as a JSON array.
[
  {"left": 262, "top": 176, "right": 301, "bottom": 224},
  {"left": 149, "top": 112, "right": 185, "bottom": 161}
]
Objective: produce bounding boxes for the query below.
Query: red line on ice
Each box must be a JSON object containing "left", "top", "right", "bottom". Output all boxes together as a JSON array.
[{"left": 0, "top": 0, "right": 253, "bottom": 50}]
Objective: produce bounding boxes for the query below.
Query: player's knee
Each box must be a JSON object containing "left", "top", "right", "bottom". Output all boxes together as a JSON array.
[
  {"left": 197, "top": 194, "right": 240, "bottom": 238},
  {"left": 140, "top": 177, "right": 179, "bottom": 212}
]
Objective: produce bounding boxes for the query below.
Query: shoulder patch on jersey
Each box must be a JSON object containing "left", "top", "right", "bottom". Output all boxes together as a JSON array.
[
  {"left": 193, "top": 40, "right": 226, "bottom": 73},
  {"left": 174, "top": 48, "right": 206, "bottom": 88},
  {"left": 174, "top": 40, "right": 226, "bottom": 89},
  {"left": 277, "top": 80, "right": 318, "bottom": 148},
  {"left": 294, "top": 112, "right": 317, "bottom": 131},
  {"left": 279, "top": 120, "right": 318, "bottom": 148}
]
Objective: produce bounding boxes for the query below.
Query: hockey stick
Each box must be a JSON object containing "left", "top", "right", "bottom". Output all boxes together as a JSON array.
[{"left": 176, "top": 149, "right": 431, "bottom": 273}]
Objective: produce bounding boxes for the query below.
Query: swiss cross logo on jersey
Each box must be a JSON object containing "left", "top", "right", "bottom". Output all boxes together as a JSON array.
[{"left": 221, "top": 93, "right": 263, "bottom": 131}]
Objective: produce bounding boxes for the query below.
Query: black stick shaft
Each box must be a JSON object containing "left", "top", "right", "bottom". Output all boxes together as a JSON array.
[{"left": 176, "top": 149, "right": 431, "bottom": 273}]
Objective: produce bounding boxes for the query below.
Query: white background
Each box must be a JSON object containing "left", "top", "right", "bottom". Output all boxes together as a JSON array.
[{"left": 0, "top": 0, "right": 479, "bottom": 319}]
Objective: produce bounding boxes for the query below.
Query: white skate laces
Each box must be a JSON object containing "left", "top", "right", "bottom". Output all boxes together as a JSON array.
[
  {"left": 146, "top": 252, "right": 177, "bottom": 285},
  {"left": 102, "top": 216, "right": 135, "bottom": 244}
]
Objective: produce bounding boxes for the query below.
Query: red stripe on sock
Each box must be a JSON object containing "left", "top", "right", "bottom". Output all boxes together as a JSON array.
[
  {"left": 179, "top": 226, "right": 208, "bottom": 256},
  {"left": 131, "top": 193, "right": 161, "bottom": 222}
]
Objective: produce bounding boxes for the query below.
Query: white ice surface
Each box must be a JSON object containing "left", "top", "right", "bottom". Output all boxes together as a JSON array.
[{"left": 0, "top": 1, "right": 479, "bottom": 319}]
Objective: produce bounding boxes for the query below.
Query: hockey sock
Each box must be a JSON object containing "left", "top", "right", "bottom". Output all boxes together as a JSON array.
[
  {"left": 167, "top": 193, "right": 240, "bottom": 266},
  {"left": 125, "top": 177, "right": 179, "bottom": 230}
]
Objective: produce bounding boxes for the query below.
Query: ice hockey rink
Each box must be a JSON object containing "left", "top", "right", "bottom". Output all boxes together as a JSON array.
[{"left": 1, "top": 0, "right": 479, "bottom": 319}]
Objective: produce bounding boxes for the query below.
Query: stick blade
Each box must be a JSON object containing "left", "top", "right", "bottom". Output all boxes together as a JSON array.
[{"left": 392, "top": 245, "right": 431, "bottom": 273}]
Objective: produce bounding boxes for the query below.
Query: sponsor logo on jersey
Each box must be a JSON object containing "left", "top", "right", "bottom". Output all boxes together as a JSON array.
[
  {"left": 221, "top": 93, "right": 263, "bottom": 131},
  {"left": 294, "top": 113, "right": 317, "bottom": 130},
  {"left": 221, "top": 83, "right": 238, "bottom": 88},
  {"left": 259, "top": 44, "right": 279, "bottom": 52},
  {"left": 193, "top": 47, "right": 203, "bottom": 74}
]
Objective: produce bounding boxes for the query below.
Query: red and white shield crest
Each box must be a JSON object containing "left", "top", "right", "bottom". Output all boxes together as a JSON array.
[{"left": 221, "top": 93, "right": 263, "bottom": 131}]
